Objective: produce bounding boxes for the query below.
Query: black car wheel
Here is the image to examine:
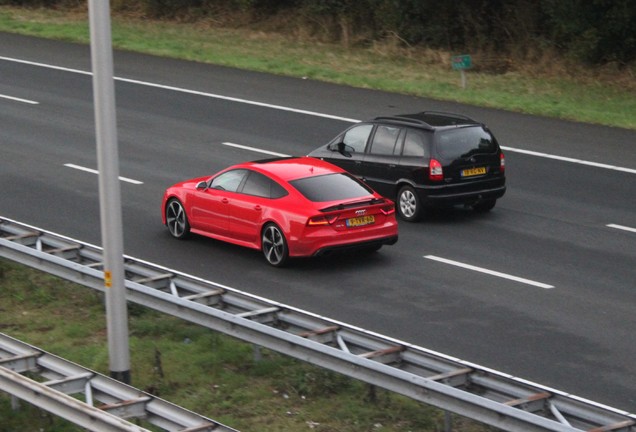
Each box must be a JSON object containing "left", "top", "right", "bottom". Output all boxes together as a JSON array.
[
  {"left": 397, "top": 186, "right": 423, "bottom": 222},
  {"left": 262, "top": 223, "right": 289, "bottom": 267},
  {"left": 166, "top": 198, "right": 191, "bottom": 239}
]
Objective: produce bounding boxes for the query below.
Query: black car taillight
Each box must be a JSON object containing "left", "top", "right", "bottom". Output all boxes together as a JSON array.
[
  {"left": 500, "top": 152, "right": 505, "bottom": 173},
  {"left": 429, "top": 158, "right": 443, "bottom": 181}
]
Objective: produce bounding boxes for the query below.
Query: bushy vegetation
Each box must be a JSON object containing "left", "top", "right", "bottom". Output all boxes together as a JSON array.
[{"left": 3, "top": 0, "right": 635, "bottom": 67}]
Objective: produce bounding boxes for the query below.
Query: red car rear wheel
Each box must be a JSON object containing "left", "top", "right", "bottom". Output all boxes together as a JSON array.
[{"left": 262, "top": 223, "right": 288, "bottom": 267}]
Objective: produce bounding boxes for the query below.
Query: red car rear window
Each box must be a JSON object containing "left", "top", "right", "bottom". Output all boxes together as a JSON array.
[{"left": 290, "top": 173, "right": 373, "bottom": 202}]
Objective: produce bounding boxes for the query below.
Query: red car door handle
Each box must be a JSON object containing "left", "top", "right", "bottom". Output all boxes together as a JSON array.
[
  {"left": 222, "top": 198, "right": 229, "bottom": 204},
  {"left": 254, "top": 205, "right": 262, "bottom": 211}
]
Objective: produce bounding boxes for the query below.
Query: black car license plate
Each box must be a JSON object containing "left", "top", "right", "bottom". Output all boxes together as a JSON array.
[{"left": 461, "top": 167, "right": 487, "bottom": 177}]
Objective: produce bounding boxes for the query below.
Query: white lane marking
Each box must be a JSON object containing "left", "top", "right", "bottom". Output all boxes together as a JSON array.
[
  {"left": 501, "top": 146, "right": 636, "bottom": 175},
  {"left": 118, "top": 76, "right": 361, "bottom": 123},
  {"left": 424, "top": 255, "right": 555, "bottom": 289},
  {"left": 0, "top": 56, "right": 359, "bottom": 123},
  {"left": 3, "top": 55, "right": 634, "bottom": 174},
  {"left": 607, "top": 224, "right": 636, "bottom": 233},
  {"left": 64, "top": 163, "right": 143, "bottom": 185},
  {"left": 0, "top": 93, "right": 39, "bottom": 104},
  {"left": 0, "top": 55, "right": 92, "bottom": 74},
  {"left": 222, "top": 142, "right": 291, "bottom": 157}
]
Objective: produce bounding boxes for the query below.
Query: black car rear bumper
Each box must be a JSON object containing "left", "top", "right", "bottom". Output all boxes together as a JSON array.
[{"left": 416, "top": 181, "right": 506, "bottom": 207}]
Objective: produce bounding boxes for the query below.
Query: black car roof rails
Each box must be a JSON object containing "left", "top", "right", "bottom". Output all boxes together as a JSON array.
[
  {"left": 372, "top": 112, "right": 478, "bottom": 129},
  {"left": 419, "top": 111, "right": 477, "bottom": 122},
  {"left": 372, "top": 115, "right": 436, "bottom": 130}
]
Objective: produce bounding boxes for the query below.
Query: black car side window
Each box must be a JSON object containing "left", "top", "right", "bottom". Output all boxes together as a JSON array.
[
  {"left": 369, "top": 125, "right": 402, "bottom": 155},
  {"left": 342, "top": 124, "right": 373, "bottom": 153},
  {"left": 402, "top": 129, "right": 429, "bottom": 157}
]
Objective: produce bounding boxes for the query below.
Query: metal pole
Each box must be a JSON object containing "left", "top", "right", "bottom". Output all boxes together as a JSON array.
[{"left": 88, "top": 0, "right": 131, "bottom": 384}]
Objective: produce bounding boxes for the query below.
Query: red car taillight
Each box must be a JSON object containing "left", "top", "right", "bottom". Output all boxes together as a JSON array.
[
  {"left": 380, "top": 204, "right": 395, "bottom": 215},
  {"left": 308, "top": 215, "right": 338, "bottom": 226},
  {"left": 500, "top": 152, "right": 505, "bottom": 173},
  {"left": 429, "top": 158, "right": 443, "bottom": 181}
]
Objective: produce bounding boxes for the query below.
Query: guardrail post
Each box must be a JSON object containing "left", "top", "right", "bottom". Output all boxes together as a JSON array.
[
  {"left": 444, "top": 410, "right": 453, "bottom": 432},
  {"left": 252, "top": 344, "right": 262, "bottom": 362}
]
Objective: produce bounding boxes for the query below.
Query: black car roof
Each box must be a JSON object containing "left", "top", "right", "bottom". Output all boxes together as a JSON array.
[{"left": 373, "top": 111, "right": 480, "bottom": 130}]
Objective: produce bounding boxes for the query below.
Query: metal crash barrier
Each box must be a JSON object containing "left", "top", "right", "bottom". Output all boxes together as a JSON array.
[
  {"left": 0, "top": 333, "right": 237, "bottom": 432},
  {"left": 1, "top": 217, "right": 635, "bottom": 432}
]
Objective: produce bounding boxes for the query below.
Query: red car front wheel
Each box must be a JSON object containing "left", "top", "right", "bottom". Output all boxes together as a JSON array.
[{"left": 166, "top": 199, "right": 191, "bottom": 239}]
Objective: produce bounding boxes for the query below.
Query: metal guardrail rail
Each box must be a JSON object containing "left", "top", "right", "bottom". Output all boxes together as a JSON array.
[
  {"left": 1, "top": 216, "right": 635, "bottom": 432},
  {"left": 0, "top": 333, "right": 238, "bottom": 432}
]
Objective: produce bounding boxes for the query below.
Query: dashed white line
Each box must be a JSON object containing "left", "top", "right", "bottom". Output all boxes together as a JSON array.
[
  {"left": 607, "top": 224, "right": 636, "bottom": 234},
  {"left": 64, "top": 163, "right": 143, "bottom": 185},
  {"left": 0, "top": 93, "right": 39, "bottom": 104},
  {"left": 424, "top": 255, "right": 554, "bottom": 289},
  {"left": 222, "top": 142, "right": 291, "bottom": 157}
]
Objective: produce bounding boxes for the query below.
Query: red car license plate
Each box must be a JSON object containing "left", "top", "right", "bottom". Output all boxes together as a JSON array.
[
  {"left": 346, "top": 215, "right": 375, "bottom": 227},
  {"left": 461, "top": 167, "right": 487, "bottom": 177}
]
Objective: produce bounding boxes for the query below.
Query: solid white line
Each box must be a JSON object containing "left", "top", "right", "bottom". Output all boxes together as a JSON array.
[
  {"left": 0, "top": 55, "right": 92, "bottom": 75},
  {"left": 500, "top": 146, "right": 636, "bottom": 175},
  {"left": 607, "top": 224, "right": 636, "bottom": 233},
  {"left": 0, "top": 56, "right": 359, "bottom": 123},
  {"left": 424, "top": 255, "right": 554, "bottom": 289},
  {"left": 0, "top": 93, "right": 39, "bottom": 104},
  {"left": 222, "top": 142, "right": 291, "bottom": 157},
  {"left": 3, "top": 55, "right": 634, "bottom": 174},
  {"left": 117, "top": 76, "right": 361, "bottom": 123},
  {"left": 64, "top": 163, "right": 143, "bottom": 185}
]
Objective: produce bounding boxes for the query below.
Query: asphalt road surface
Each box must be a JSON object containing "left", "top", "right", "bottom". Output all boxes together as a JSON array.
[{"left": 1, "top": 32, "right": 635, "bottom": 413}]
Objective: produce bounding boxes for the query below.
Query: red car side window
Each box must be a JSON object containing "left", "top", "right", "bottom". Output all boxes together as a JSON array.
[{"left": 211, "top": 169, "right": 247, "bottom": 192}]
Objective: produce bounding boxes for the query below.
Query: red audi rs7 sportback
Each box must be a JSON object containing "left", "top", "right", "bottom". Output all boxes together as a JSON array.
[{"left": 162, "top": 157, "right": 398, "bottom": 267}]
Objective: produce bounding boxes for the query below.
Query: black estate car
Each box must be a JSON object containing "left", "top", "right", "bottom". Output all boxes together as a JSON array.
[{"left": 308, "top": 111, "right": 506, "bottom": 221}]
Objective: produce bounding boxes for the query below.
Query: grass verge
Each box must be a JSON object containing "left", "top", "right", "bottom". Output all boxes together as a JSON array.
[
  {"left": 0, "top": 6, "right": 634, "bottom": 130},
  {"left": 0, "top": 257, "right": 495, "bottom": 431}
]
